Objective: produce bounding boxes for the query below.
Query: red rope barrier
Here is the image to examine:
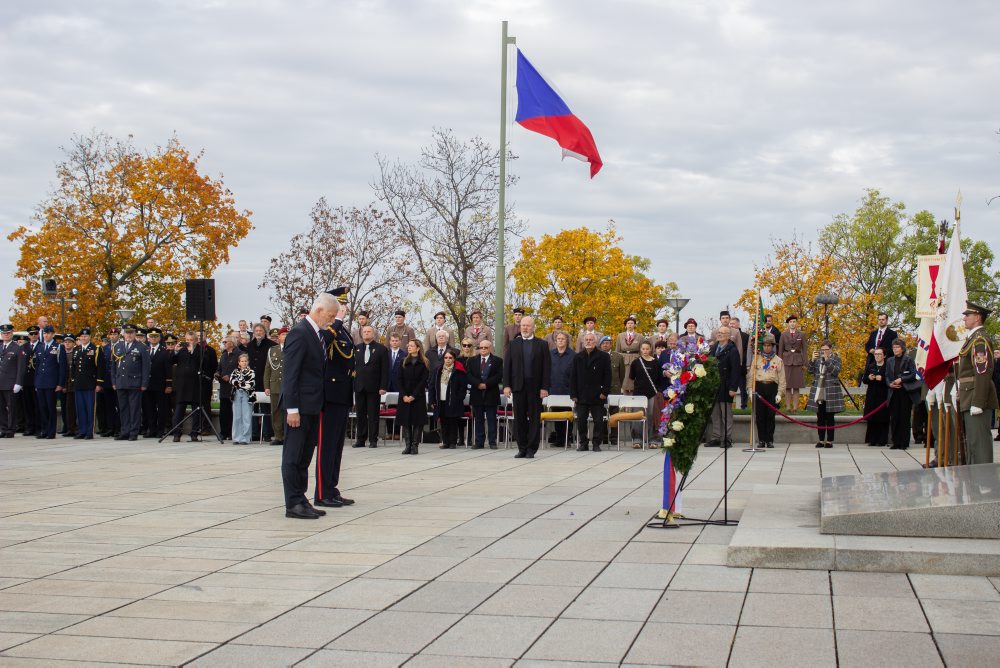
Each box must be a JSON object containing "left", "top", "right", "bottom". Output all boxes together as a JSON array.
[{"left": 754, "top": 393, "right": 888, "bottom": 430}]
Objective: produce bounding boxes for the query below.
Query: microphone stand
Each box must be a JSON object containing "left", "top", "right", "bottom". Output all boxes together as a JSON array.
[{"left": 160, "top": 320, "right": 222, "bottom": 443}]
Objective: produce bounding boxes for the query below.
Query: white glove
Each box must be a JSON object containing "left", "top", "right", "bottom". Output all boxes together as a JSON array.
[
  {"left": 775, "top": 395, "right": 782, "bottom": 406},
  {"left": 13, "top": 384, "right": 21, "bottom": 394},
  {"left": 926, "top": 392, "right": 936, "bottom": 407},
  {"left": 970, "top": 406, "right": 983, "bottom": 416},
  {"left": 950, "top": 384, "right": 958, "bottom": 407}
]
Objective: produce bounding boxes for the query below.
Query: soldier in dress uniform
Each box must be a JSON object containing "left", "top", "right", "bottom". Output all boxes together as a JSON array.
[
  {"left": 112, "top": 324, "right": 150, "bottom": 441},
  {"left": 143, "top": 328, "right": 171, "bottom": 437},
  {"left": 957, "top": 302, "right": 997, "bottom": 464},
  {"left": 315, "top": 287, "right": 356, "bottom": 509},
  {"left": 98, "top": 327, "right": 121, "bottom": 437},
  {"left": 0, "top": 324, "right": 27, "bottom": 438},
  {"left": 32, "top": 325, "right": 66, "bottom": 439},
  {"left": 71, "top": 327, "right": 99, "bottom": 439},
  {"left": 163, "top": 334, "right": 178, "bottom": 420},
  {"left": 18, "top": 326, "right": 39, "bottom": 435},
  {"left": 264, "top": 326, "right": 288, "bottom": 445}
]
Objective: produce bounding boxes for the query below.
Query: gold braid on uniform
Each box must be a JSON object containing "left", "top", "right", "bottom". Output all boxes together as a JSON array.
[
  {"left": 111, "top": 346, "right": 126, "bottom": 363},
  {"left": 326, "top": 326, "right": 355, "bottom": 361}
]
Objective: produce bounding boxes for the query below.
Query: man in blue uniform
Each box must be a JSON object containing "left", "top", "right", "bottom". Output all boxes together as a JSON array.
[
  {"left": 33, "top": 325, "right": 66, "bottom": 439},
  {"left": 72, "top": 327, "right": 100, "bottom": 440},
  {"left": 0, "top": 324, "right": 27, "bottom": 438},
  {"left": 18, "top": 326, "right": 39, "bottom": 435},
  {"left": 316, "top": 288, "right": 357, "bottom": 508},
  {"left": 112, "top": 324, "right": 150, "bottom": 441}
]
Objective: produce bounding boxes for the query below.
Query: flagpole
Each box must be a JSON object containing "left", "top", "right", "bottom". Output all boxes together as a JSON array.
[
  {"left": 495, "top": 21, "right": 516, "bottom": 335},
  {"left": 744, "top": 290, "right": 764, "bottom": 453}
]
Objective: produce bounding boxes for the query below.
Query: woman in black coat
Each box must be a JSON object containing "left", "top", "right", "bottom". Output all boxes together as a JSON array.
[
  {"left": 397, "top": 340, "right": 429, "bottom": 455},
  {"left": 885, "top": 339, "right": 917, "bottom": 450},
  {"left": 431, "top": 350, "right": 468, "bottom": 449},
  {"left": 861, "top": 348, "right": 890, "bottom": 447}
]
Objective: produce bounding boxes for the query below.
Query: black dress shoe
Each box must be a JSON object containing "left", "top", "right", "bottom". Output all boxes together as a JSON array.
[
  {"left": 333, "top": 493, "right": 354, "bottom": 506},
  {"left": 368, "top": 443, "right": 378, "bottom": 448},
  {"left": 84, "top": 434, "right": 93, "bottom": 440},
  {"left": 304, "top": 502, "right": 326, "bottom": 516},
  {"left": 816, "top": 442, "right": 824, "bottom": 448},
  {"left": 173, "top": 434, "right": 182, "bottom": 442},
  {"left": 705, "top": 440, "right": 721, "bottom": 447},
  {"left": 128, "top": 435, "right": 138, "bottom": 441},
  {"left": 766, "top": 443, "right": 774, "bottom": 448},
  {"left": 489, "top": 444, "right": 497, "bottom": 449},
  {"left": 514, "top": 452, "right": 527, "bottom": 458},
  {"left": 471, "top": 445, "right": 484, "bottom": 449},
  {"left": 593, "top": 445, "right": 602, "bottom": 452},
  {"left": 190, "top": 435, "right": 201, "bottom": 442},
  {"left": 526, "top": 453, "right": 535, "bottom": 458},
  {"left": 73, "top": 434, "right": 85, "bottom": 439},
  {"left": 824, "top": 443, "right": 833, "bottom": 448},
  {"left": 315, "top": 497, "right": 344, "bottom": 508},
  {"left": 352, "top": 443, "right": 365, "bottom": 448},
  {"left": 577, "top": 445, "right": 589, "bottom": 451},
  {"left": 286, "top": 503, "right": 320, "bottom": 519},
  {"left": 270, "top": 439, "right": 283, "bottom": 445},
  {"left": 115, "top": 435, "right": 128, "bottom": 440}
]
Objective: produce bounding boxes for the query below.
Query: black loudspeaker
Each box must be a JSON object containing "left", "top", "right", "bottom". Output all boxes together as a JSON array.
[{"left": 185, "top": 279, "right": 216, "bottom": 321}]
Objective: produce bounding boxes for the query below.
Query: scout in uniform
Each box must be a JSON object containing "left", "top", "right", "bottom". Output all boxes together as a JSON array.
[
  {"left": 32, "top": 325, "right": 67, "bottom": 439},
  {"left": 956, "top": 302, "right": 997, "bottom": 464},
  {"left": 264, "top": 326, "right": 288, "bottom": 445},
  {"left": 0, "top": 324, "right": 27, "bottom": 438},
  {"left": 71, "top": 327, "right": 99, "bottom": 439},
  {"left": 111, "top": 324, "right": 150, "bottom": 441}
]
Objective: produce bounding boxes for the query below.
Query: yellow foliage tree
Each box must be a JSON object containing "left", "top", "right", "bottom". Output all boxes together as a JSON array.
[
  {"left": 510, "top": 224, "right": 675, "bottom": 336},
  {"left": 736, "top": 235, "right": 877, "bottom": 402},
  {"left": 9, "top": 132, "right": 253, "bottom": 341}
]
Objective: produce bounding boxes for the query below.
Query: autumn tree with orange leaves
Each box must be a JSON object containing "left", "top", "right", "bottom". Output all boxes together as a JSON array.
[
  {"left": 9, "top": 132, "right": 253, "bottom": 336},
  {"left": 736, "top": 235, "right": 877, "bottom": 395},
  {"left": 511, "top": 224, "right": 677, "bottom": 336}
]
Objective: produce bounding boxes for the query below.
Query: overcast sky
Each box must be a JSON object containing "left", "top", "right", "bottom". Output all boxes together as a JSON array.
[{"left": 2, "top": 0, "right": 998, "bottom": 330}]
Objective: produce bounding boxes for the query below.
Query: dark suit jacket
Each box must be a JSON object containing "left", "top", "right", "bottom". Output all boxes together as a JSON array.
[
  {"left": 865, "top": 327, "right": 897, "bottom": 363},
  {"left": 764, "top": 324, "right": 781, "bottom": 347},
  {"left": 467, "top": 353, "right": 502, "bottom": 406},
  {"left": 570, "top": 349, "right": 611, "bottom": 404},
  {"left": 354, "top": 341, "right": 389, "bottom": 393},
  {"left": 386, "top": 347, "right": 405, "bottom": 393},
  {"left": 426, "top": 345, "right": 459, "bottom": 373},
  {"left": 146, "top": 345, "right": 171, "bottom": 392},
  {"left": 282, "top": 317, "right": 326, "bottom": 415},
  {"left": 710, "top": 341, "right": 742, "bottom": 401},
  {"left": 502, "top": 337, "right": 550, "bottom": 392},
  {"left": 885, "top": 353, "right": 919, "bottom": 403}
]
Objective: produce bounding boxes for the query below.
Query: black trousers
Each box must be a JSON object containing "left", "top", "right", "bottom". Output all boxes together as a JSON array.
[
  {"left": 36, "top": 387, "right": 57, "bottom": 437},
  {"left": 59, "top": 391, "right": 76, "bottom": 434},
  {"left": 18, "top": 383, "right": 35, "bottom": 433},
  {"left": 576, "top": 402, "right": 606, "bottom": 447},
  {"left": 317, "top": 404, "right": 349, "bottom": 502},
  {"left": 219, "top": 398, "right": 233, "bottom": 439},
  {"left": 100, "top": 387, "right": 120, "bottom": 435},
  {"left": 0, "top": 389, "right": 15, "bottom": 435},
  {"left": 440, "top": 416, "right": 461, "bottom": 448},
  {"left": 865, "top": 419, "right": 890, "bottom": 446},
  {"left": 513, "top": 386, "right": 543, "bottom": 454},
  {"left": 142, "top": 389, "right": 169, "bottom": 435},
  {"left": 755, "top": 382, "right": 778, "bottom": 443},
  {"left": 172, "top": 400, "right": 203, "bottom": 435},
  {"left": 117, "top": 389, "right": 142, "bottom": 438},
  {"left": 354, "top": 389, "right": 381, "bottom": 446},
  {"left": 889, "top": 391, "right": 912, "bottom": 449},
  {"left": 282, "top": 412, "right": 320, "bottom": 509},
  {"left": 472, "top": 404, "right": 498, "bottom": 446},
  {"left": 816, "top": 402, "right": 836, "bottom": 442}
]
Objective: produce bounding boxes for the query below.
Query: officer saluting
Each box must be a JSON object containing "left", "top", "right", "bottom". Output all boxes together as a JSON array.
[
  {"left": 0, "top": 324, "right": 27, "bottom": 438},
  {"left": 315, "top": 287, "right": 356, "bottom": 509},
  {"left": 33, "top": 325, "right": 66, "bottom": 439},
  {"left": 112, "top": 324, "right": 150, "bottom": 441},
  {"left": 957, "top": 302, "right": 997, "bottom": 464},
  {"left": 71, "top": 327, "right": 99, "bottom": 440}
]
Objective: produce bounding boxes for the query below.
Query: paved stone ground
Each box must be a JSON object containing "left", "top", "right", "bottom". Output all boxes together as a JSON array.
[{"left": 1, "top": 435, "right": 998, "bottom": 666}]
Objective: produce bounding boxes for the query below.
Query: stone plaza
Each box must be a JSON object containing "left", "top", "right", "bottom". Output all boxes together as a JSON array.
[{"left": 1, "top": 436, "right": 998, "bottom": 666}]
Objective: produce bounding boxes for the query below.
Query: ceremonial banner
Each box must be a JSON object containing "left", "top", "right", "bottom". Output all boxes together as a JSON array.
[
  {"left": 916, "top": 254, "right": 946, "bottom": 318},
  {"left": 923, "top": 224, "right": 968, "bottom": 389}
]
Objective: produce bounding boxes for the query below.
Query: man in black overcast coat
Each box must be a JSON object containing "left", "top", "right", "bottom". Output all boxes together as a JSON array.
[{"left": 503, "top": 316, "right": 551, "bottom": 458}]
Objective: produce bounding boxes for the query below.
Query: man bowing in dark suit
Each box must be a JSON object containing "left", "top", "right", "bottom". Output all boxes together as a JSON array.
[
  {"left": 316, "top": 289, "right": 357, "bottom": 508},
  {"left": 468, "top": 339, "right": 502, "bottom": 448},
  {"left": 281, "top": 292, "right": 340, "bottom": 519},
  {"left": 353, "top": 325, "right": 389, "bottom": 449},
  {"left": 503, "top": 316, "right": 551, "bottom": 458}
]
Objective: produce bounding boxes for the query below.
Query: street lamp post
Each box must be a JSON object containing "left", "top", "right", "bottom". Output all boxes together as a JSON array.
[
  {"left": 114, "top": 309, "right": 136, "bottom": 328},
  {"left": 56, "top": 288, "right": 78, "bottom": 333},
  {"left": 664, "top": 297, "right": 690, "bottom": 334},
  {"left": 815, "top": 293, "right": 839, "bottom": 340}
]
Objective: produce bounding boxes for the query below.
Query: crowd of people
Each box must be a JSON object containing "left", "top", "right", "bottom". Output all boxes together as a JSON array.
[{"left": 1, "top": 295, "right": 997, "bottom": 519}]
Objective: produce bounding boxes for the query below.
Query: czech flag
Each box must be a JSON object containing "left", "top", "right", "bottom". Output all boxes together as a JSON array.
[{"left": 515, "top": 49, "right": 603, "bottom": 178}]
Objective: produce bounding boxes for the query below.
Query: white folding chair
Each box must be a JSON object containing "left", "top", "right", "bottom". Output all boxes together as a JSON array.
[
  {"left": 252, "top": 391, "right": 270, "bottom": 443},
  {"left": 499, "top": 394, "right": 516, "bottom": 448},
  {"left": 615, "top": 395, "right": 648, "bottom": 450},
  {"left": 541, "top": 394, "right": 575, "bottom": 448}
]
